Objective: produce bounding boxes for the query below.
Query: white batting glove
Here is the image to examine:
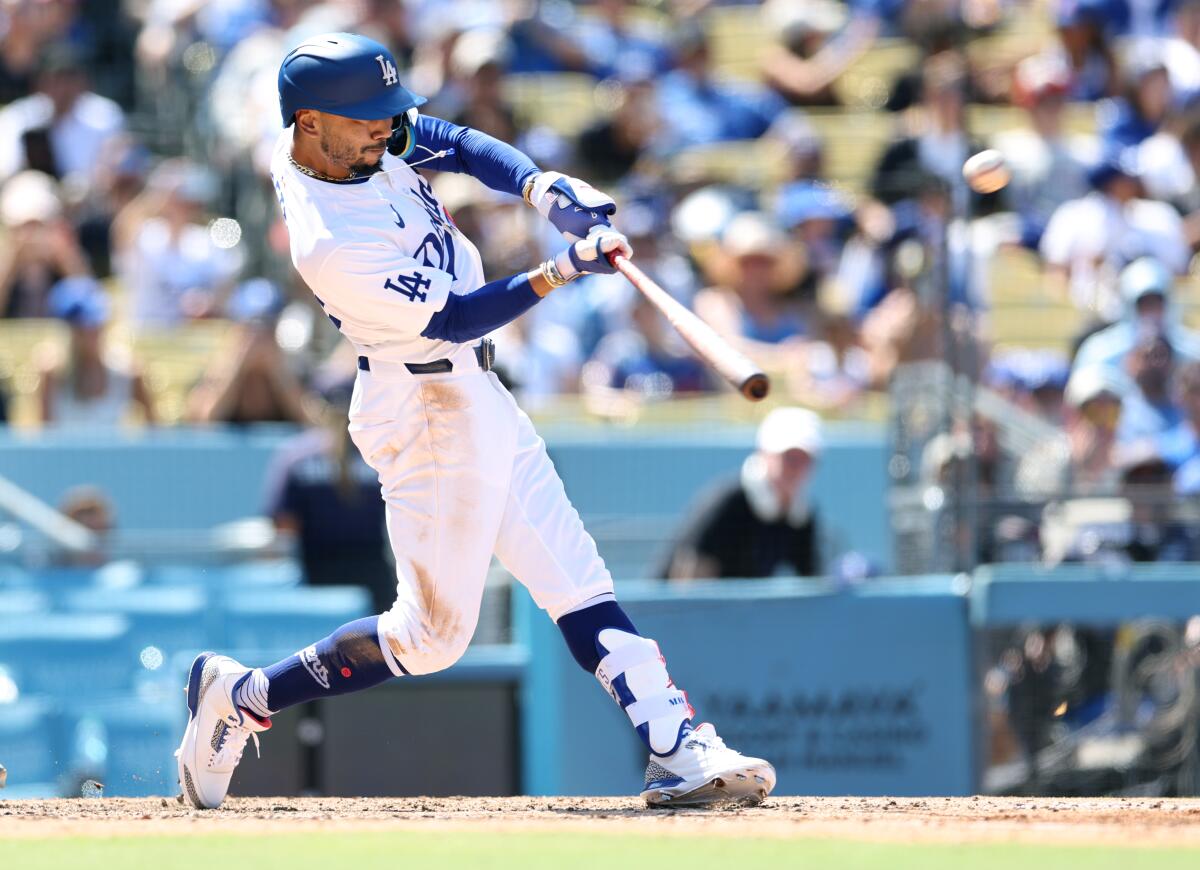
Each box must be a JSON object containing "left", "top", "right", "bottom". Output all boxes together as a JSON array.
[
  {"left": 554, "top": 228, "right": 633, "bottom": 280},
  {"left": 525, "top": 171, "right": 617, "bottom": 242}
]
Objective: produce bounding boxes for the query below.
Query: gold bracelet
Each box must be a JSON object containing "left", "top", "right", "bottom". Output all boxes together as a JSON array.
[{"left": 522, "top": 174, "right": 539, "bottom": 207}]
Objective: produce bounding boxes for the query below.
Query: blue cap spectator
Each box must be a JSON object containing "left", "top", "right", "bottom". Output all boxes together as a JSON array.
[
  {"left": 775, "top": 181, "right": 851, "bottom": 231},
  {"left": 225, "top": 278, "right": 284, "bottom": 325},
  {"left": 48, "top": 276, "right": 110, "bottom": 328},
  {"left": 1074, "top": 257, "right": 1200, "bottom": 371}
]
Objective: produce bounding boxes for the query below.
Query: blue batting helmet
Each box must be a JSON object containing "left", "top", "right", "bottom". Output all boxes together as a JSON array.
[{"left": 278, "top": 32, "right": 426, "bottom": 128}]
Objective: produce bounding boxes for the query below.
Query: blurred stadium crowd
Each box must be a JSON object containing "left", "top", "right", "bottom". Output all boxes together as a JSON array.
[{"left": 5, "top": 0, "right": 1200, "bottom": 568}]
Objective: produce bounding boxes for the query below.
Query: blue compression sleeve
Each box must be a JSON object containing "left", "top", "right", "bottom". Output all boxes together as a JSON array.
[
  {"left": 409, "top": 115, "right": 540, "bottom": 197},
  {"left": 420, "top": 273, "right": 541, "bottom": 343}
]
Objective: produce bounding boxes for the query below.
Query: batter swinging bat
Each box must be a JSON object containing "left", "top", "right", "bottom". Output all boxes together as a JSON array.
[{"left": 609, "top": 253, "right": 770, "bottom": 401}]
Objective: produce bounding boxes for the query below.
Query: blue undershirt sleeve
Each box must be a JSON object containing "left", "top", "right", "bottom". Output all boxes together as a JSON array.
[
  {"left": 407, "top": 115, "right": 540, "bottom": 197},
  {"left": 420, "top": 273, "right": 541, "bottom": 343}
]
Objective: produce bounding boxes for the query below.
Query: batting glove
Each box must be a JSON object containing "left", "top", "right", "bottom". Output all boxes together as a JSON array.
[
  {"left": 554, "top": 228, "right": 633, "bottom": 281},
  {"left": 525, "top": 171, "right": 617, "bottom": 242}
]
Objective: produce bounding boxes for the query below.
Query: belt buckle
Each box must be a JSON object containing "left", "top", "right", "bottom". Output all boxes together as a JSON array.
[{"left": 476, "top": 338, "right": 495, "bottom": 372}]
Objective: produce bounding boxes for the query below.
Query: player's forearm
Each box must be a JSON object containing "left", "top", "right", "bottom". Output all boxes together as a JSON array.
[
  {"left": 411, "top": 115, "right": 539, "bottom": 197},
  {"left": 420, "top": 270, "right": 550, "bottom": 343}
]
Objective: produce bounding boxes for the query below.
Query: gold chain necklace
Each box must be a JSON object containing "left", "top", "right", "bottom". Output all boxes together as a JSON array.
[{"left": 288, "top": 153, "right": 356, "bottom": 183}]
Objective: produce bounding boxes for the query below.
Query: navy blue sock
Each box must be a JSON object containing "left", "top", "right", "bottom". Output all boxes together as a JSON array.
[
  {"left": 236, "top": 616, "right": 399, "bottom": 716},
  {"left": 556, "top": 600, "right": 639, "bottom": 673}
]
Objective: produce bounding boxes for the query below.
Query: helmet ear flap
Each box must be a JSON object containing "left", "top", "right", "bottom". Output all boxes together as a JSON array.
[{"left": 387, "top": 107, "right": 419, "bottom": 158}]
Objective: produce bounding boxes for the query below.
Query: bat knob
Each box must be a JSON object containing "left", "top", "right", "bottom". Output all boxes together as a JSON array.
[{"left": 742, "top": 374, "right": 770, "bottom": 402}]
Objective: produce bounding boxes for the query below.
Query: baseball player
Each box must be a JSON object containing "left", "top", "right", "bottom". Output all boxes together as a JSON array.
[{"left": 176, "top": 32, "right": 775, "bottom": 809}]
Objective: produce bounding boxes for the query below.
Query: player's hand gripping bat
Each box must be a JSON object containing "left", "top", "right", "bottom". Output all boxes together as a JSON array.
[{"left": 607, "top": 252, "right": 770, "bottom": 401}]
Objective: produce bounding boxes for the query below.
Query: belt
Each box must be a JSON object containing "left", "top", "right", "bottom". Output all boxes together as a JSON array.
[{"left": 358, "top": 338, "right": 495, "bottom": 375}]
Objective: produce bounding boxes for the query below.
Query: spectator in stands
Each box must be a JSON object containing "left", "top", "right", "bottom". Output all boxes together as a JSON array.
[
  {"left": 583, "top": 292, "right": 712, "bottom": 399},
  {"left": 0, "top": 169, "right": 89, "bottom": 318},
  {"left": 1161, "top": 0, "right": 1200, "bottom": 102},
  {"left": 115, "top": 159, "right": 243, "bottom": 328},
  {"left": 694, "top": 212, "right": 808, "bottom": 369},
  {"left": 442, "top": 29, "right": 519, "bottom": 143},
  {"left": 1040, "top": 157, "right": 1188, "bottom": 321},
  {"left": 767, "top": 109, "right": 826, "bottom": 183},
  {"left": 37, "top": 277, "right": 155, "bottom": 427},
  {"left": 870, "top": 52, "right": 988, "bottom": 209},
  {"left": 263, "top": 376, "right": 394, "bottom": 612},
  {"left": 760, "top": 0, "right": 862, "bottom": 107},
  {"left": 1138, "top": 116, "right": 1200, "bottom": 250},
  {"left": 785, "top": 313, "right": 870, "bottom": 411},
  {"left": 1019, "top": 351, "right": 1071, "bottom": 426},
  {"left": 577, "top": 0, "right": 675, "bottom": 80},
  {"left": 656, "top": 21, "right": 786, "bottom": 151},
  {"left": 1097, "top": 48, "right": 1174, "bottom": 153},
  {"left": 576, "top": 69, "right": 660, "bottom": 184},
  {"left": 1017, "top": 364, "right": 1130, "bottom": 498},
  {"left": 74, "top": 135, "right": 150, "bottom": 279},
  {"left": 663, "top": 407, "right": 822, "bottom": 580},
  {"left": 1073, "top": 258, "right": 1200, "bottom": 371},
  {"left": 0, "top": 0, "right": 77, "bottom": 105},
  {"left": 1115, "top": 444, "right": 1197, "bottom": 561},
  {"left": 775, "top": 180, "right": 853, "bottom": 288},
  {"left": 56, "top": 484, "right": 114, "bottom": 567},
  {"left": 0, "top": 43, "right": 124, "bottom": 189},
  {"left": 994, "top": 54, "right": 1096, "bottom": 250},
  {"left": 185, "top": 279, "right": 317, "bottom": 426},
  {"left": 1050, "top": 0, "right": 1119, "bottom": 101},
  {"left": 1116, "top": 332, "right": 1183, "bottom": 442},
  {"left": 505, "top": 3, "right": 591, "bottom": 75},
  {"left": 1154, "top": 360, "right": 1200, "bottom": 481}
]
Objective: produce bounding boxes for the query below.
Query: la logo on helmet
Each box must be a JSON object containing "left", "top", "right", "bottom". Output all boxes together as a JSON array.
[{"left": 375, "top": 54, "right": 398, "bottom": 86}]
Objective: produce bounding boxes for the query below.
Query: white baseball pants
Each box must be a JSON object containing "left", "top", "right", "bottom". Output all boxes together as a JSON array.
[{"left": 347, "top": 344, "right": 614, "bottom": 675}]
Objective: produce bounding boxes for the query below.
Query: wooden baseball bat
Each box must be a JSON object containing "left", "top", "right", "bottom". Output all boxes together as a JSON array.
[{"left": 609, "top": 253, "right": 770, "bottom": 401}]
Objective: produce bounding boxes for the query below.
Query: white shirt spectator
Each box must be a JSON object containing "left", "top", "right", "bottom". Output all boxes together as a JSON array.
[
  {"left": 122, "top": 218, "right": 245, "bottom": 328},
  {"left": 993, "top": 128, "right": 1097, "bottom": 229},
  {"left": 0, "top": 91, "right": 124, "bottom": 187},
  {"left": 1040, "top": 192, "right": 1189, "bottom": 318}
]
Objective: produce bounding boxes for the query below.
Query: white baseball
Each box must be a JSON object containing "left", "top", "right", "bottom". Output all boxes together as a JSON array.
[{"left": 962, "top": 149, "right": 1010, "bottom": 194}]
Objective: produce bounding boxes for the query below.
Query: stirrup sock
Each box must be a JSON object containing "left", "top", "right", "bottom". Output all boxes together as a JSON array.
[{"left": 556, "top": 601, "right": 694, "bottom": 756}]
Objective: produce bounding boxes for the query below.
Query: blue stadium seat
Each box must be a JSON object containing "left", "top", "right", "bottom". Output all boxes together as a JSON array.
[
  {"left": 223, "top": 586, "right": 371, "bottom": 652},
  {"left": 72, "top": 698, "right": 187, "bottom": 797},
  {"left": 0, "top": 564, "right": 33, "bottom": 590},
  {"left": 0, "top": 699, "right": 67, "bottom": 793},
  {"left": 0, "top": 614, "right": 132, "bottom": 700},
  {"left": 59, "top": 586, "right": 209, "bottom": 656},
  {"left": 26, "top": 562, "right": 144, "bottom": 606},
  {"left": 145, "top": 559, "right": 301, "bottom": 590},
  {"left": 0, "top": 587, "right": 50, "bottom": 615}
]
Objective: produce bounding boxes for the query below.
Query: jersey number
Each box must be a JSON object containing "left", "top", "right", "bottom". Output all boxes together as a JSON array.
[{"left": 384, "top": 272, "right": 431, "bottom": 302}]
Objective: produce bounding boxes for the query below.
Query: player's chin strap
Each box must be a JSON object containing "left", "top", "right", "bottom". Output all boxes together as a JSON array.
[{"left": 595, "top": 629, "right": 694, "bottom": 757}]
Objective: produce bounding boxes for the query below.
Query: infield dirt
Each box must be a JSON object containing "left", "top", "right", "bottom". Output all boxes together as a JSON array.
[{"left": 3, "top": 796, "right": 1200, "bottom": 847}]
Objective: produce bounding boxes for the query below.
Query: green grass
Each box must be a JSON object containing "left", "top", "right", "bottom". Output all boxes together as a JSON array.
[{"left": 4, "top": 831, "right": 1199, "bottom": 870}]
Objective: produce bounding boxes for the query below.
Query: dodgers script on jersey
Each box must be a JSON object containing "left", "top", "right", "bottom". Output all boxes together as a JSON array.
[{"left": 269, "top": 130, "right": 485, "bottom": 364}]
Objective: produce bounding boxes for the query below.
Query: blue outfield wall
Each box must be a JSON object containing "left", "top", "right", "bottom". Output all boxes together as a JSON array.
[
  {"left": 0, "top": 422, "right": 892, "bottom": 571},
  {"left": 515, "top": 577, "right": 976, "bottom": 797}
]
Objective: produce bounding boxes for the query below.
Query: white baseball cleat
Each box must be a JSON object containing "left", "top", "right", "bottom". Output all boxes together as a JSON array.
[
  {"left": 640, "top": 723, "right": 775, "bottom": 808},
  {"left": 175, "top": 652, "right": 270, "bottom": 809}
]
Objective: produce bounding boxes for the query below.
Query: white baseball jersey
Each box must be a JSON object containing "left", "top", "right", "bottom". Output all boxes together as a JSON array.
[
  {"left": 269, "top": 129, "right": 486, "bottom": 364},
  {"left": 270, "top": 130, "right": 614, "bottom": 675}
]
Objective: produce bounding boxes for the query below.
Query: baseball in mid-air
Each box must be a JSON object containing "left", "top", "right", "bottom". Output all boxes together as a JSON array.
[{"left": 962, "top": 149, "right": 1010, "bottom": 194}]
